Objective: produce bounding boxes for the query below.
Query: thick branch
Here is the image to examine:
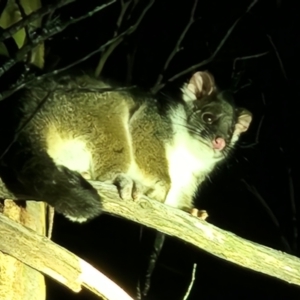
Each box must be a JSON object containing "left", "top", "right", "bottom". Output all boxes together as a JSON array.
[
  {"left": 1, "top": 179, "right": 300, "bottom": 286},
  {"left": 0, "top": 212, "right": 133, "bottom": 300},
  {"left": 0, "top": 201, "right": 46, "bottom": 299}
]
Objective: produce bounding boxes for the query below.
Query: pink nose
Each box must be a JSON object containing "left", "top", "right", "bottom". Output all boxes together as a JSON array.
[{"left": 212, "top": 137, "right": 226, "bottom": 150}]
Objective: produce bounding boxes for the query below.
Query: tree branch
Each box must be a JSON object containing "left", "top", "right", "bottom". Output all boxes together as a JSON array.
[
  {"left": 0, "top": 200, "right": 47, "bottom": 299},
  {"left": 1, "top": 178, "right": 300, "bottom": 287},
  {"left": 0, "top": 210, "right": 133, "bottom": 300}
]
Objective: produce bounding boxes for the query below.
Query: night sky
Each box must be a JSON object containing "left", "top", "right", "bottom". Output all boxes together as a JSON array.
[{"left": 1, "top": 0, "right": 300, "bottom": 299}]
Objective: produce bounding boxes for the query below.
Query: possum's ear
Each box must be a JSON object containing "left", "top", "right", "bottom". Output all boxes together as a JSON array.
[
  {"left": 234, "top": 108, "right": 252, "bottom": 136},
  {"left": 181, "top": 71, "right": 216, "bottom": 102}
]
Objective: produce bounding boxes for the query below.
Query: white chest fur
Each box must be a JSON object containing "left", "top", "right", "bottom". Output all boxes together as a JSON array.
[{"left": 164, "top": 108, "right": 221, "bottom": 208}]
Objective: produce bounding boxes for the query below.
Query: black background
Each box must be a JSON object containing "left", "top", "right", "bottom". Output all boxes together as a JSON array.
[{"left": 1, "top": 0, "right": 300, "bottom": 299}]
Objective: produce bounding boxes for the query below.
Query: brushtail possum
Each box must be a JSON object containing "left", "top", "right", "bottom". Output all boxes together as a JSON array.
[{"left": 0, "top": 71, "right": 252, "bottom": 222}]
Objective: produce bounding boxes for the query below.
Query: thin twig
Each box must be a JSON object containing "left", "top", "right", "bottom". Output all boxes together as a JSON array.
[
  {"left": 126, "top": 45, "right": 137, "bottom": 84},
  {"left": 169, "top": 18, "right": 240, "bottom": 81},
  {"left": 241, "top": 114, "right": 264, "bottom": 148},
  {"left": 114, "top": 0, "right": 132, "bottom": 36},
  {"left": 0, "top": 0, "right": 116, "bottom": 77},
  {"left": 95, "top": 0, "right": 154, "bottom": 77},
  {"left": 153, "top": 0, "right": 259, "bottom": 92},
  {"left": 267, "top": 34, "right": 288, "bottom": 81},
  {"left": 0, "top": 0, "right": 76, "bottom": 43},
  {"left": 287, "top": 167, "right": 297, "bottom": 253},
  {"left": 127, "top": 0, "right": 139, "bottom": 21},
  {"left": 15, "top": 0, "right": 31, "bottom": 37},
  {"left": 241, "top": 179, "right": 291, "bottom": 253},
  {"left": 246, "top": 0, "right": 259, "bottom": 12},
  {"left": 151, "top": 0, "right": 199, "bottom": 93},
  {"left": 0, "top": 26, "right": 132, "bottom": 102},
  {"left": 231, "top": 51, "right": 269, "bottom": 78},
  {"left": 241, "top": 92, "right": 265, "bottom": 148},
  {"left": 279, "top": 146, "right": 298, "bottom": 254},
  {"left": 233, "top": 81, "right": 252, "bottom": 93},
  {"left": 255, "top": 114, "right": 264, "bottom": 144},
  {"left": 183, "top": 263, "right": 197, "bottom": 300},
  {"left": 15, "top": 0, "right": 35, "bottom": 65}
]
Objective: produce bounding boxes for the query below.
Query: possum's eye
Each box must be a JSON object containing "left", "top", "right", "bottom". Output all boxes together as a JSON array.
[{"left": 202, "top": 112, "right": 216, "bottom": 124}]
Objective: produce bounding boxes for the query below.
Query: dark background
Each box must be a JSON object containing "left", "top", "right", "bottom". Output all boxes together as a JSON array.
[{"left": 1, "top": 0, "right": 300, "bottom": 299}]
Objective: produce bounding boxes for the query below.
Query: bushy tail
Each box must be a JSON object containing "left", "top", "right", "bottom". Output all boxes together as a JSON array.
[{"left": 0, "top": 146, "right": 102, "bottom": 222}]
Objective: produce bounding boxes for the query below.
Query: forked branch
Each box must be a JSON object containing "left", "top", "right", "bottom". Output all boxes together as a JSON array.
[
  {"left": 0, "top": 207, "right": 133, "bottom": 300},
  {"left": 1, "top": 178, "right": 300, "bottom": 287}
]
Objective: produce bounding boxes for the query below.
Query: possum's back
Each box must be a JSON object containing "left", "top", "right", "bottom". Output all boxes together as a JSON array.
[{"left": 18, "top": 77, "right": 136, "bottom": 144}]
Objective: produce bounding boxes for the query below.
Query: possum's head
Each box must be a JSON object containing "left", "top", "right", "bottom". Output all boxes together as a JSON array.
[{"left": 181, "top": 71, "right": 252, "bottom": 153}]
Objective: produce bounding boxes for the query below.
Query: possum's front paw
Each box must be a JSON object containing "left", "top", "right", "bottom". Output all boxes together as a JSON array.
[
  {"left": 190, "top": 208, "right": 209, "bottom": 220},
  {"left": 113, "top": 173, "right": 144, "bottom": 201}
]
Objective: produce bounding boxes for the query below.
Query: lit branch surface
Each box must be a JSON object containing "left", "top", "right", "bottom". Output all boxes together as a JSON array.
[
  {"left": 90, "top": 181, "right": 300, "bottom": 286},
  {"left": 0, "top": 200, "right": 133, "bottom": 300},
  {"left": 1, "top": 179, "right": 300, "bottom": 289}
]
